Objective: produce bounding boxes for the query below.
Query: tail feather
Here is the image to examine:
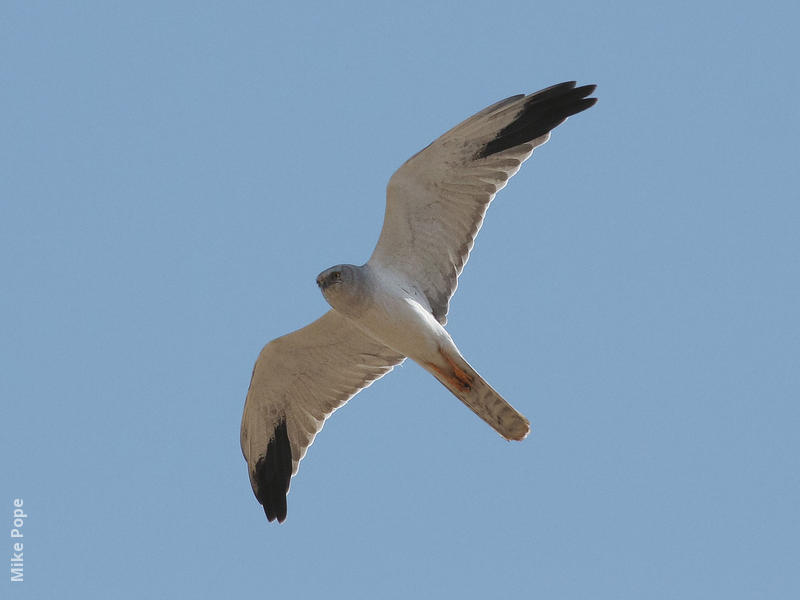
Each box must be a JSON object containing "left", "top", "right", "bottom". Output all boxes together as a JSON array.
[{"left": 424, "top": 351, "right": 530, "bottom": 441}]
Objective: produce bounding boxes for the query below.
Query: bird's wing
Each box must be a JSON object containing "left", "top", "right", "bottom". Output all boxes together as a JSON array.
[
  {"left": 241, "top": 310, "right": 404, "bottom": 523},
  {"left": 369, "top": 81, "right": 597, "bottom": 324}
]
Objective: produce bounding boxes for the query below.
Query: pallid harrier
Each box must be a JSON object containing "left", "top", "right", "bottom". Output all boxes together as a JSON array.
[{"left": 242, "top": 81, "right": 597, "bottom": 522}]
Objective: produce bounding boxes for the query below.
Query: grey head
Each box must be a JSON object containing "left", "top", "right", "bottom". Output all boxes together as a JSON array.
[{"left": 316, "top": 264, "right": 366, "bottom": 317}]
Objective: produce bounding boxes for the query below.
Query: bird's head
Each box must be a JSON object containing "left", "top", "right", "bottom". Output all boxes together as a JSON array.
[
  {"left": 316, "top": 264, "right": 364, "bottom": 315},
  {"left": 316, "top": 265, "right": 346, "bottom": 290}
]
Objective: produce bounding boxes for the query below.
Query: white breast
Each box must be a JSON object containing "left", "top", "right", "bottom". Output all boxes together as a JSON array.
[{"left": 351, "top": 268, "right": 451, "bottom": 363}]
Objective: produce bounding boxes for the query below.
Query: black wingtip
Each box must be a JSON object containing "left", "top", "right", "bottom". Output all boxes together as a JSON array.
[
  {"left": 476, "top": 81, "right": 597, "bottom": 159},
  {"left": 254, "top": 419, "right": 292, "bottom": 524}
]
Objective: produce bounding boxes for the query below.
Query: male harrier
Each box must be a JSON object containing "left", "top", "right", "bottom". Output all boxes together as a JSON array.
[{"left": 241, "top": 81, "right": 597, "bottom": 523}]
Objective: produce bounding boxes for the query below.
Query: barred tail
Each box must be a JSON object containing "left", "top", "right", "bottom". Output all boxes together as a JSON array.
[{"left": 423, "top": 348, "right": 530, "bottom": 441}]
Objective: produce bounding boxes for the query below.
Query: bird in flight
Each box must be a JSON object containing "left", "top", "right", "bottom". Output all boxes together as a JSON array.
[{"left": 241, "top": 81, "right": 597, "bottom": 523}]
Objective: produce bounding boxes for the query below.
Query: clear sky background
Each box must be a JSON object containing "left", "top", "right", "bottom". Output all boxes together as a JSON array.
[{"left": 3, "top": 1, "right": 798, "bottom": 598}]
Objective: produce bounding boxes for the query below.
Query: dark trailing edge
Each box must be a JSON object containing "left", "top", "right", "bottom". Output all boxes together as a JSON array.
[
  {"left": 476, "top": 81, "right": 596, "bottom": 159},
  {"left": 254, "top": 419, "right": 292, "bottom": 523}
]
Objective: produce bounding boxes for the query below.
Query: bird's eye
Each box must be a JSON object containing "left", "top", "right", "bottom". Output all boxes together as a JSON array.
[{"left": 334, "top": 271, "right": 341, "bottom": 280}]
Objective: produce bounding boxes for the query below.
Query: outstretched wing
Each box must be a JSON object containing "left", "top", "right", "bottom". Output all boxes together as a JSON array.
[
  {"left": 241, "top": 310, "right": 404, "bottom": 523},
  {"left": 369, "top": 81, "right": 597, "bottom": 324}
]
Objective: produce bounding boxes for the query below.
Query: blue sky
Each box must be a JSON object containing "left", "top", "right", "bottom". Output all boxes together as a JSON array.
[{"left": 2, "top": 1, "right": 798, "bottom": 598}]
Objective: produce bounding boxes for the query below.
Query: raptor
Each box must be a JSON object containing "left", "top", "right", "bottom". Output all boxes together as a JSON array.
[{"left": 241, "top": 81, "right": 597, "bottom": 523}]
